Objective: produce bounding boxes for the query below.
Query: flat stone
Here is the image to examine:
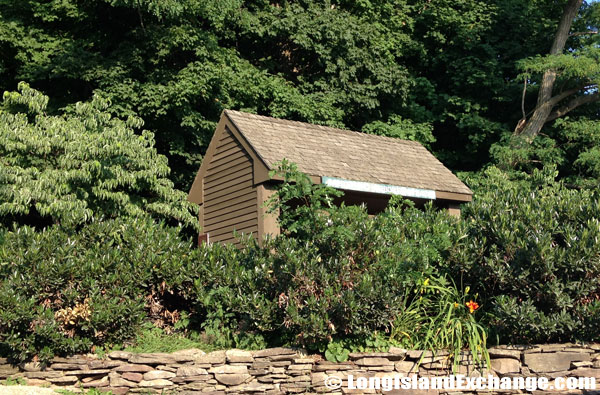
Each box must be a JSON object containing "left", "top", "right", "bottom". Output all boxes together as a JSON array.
[
  {"left": 354, "top": 357, "right": 394, "bottom": 367},
  {"left": 139, "top": 378, "right": 174, "bottom": 387},
  {"left": 491, "top": 358, "right": 520, "bottom": 374},
  {"left": 177, "top": 366, "right": 209, "bottom": 377},
  {"left": 248, "top": 368, "right": 268, "bottom": 375},
  {"left": 50, "top": 362, "right": 85, "bottom": 370},
  {"left": 52, "top": 357, "right": 89, "bottom": 364},
  {"left": 48, "top": 375, "right": 79, "bottom": 385},
  {"left": 253, "top": 348, "right": 297, "bottom": 358},
  {"left": 0, "top": 365, "right": 20, "bottom": 378},
  {"left": 180, "top": 381, "right": 211, "bottom": 390},
  {"left": 106, "top": 388, "right": 129, "bottom": 395},
  {"left": 175, "top": 374, "right": 212, "bottom": 383},
  {"left": 293, "top": 358, "right": 315, "bottom": 364},
  {"left": 226, "top": 349, "right": 254, "bottom": 363},
  {"left": 209, "top": 365, "right": 248, "bottom": 374},
  {"left": 569, "top": 368, "right": 600, "bottom": 379},
  {"left": 269, "top": 354, "right": 298, "bottom": 361},
  {"left": 108, "top": 351, "right": 132, "bottom": 360},
  {"left": 113, "top": 364, "right": 155, "bottom": 373},
  {"left": 349, "top": 352, "right": 402, "bottom": 360},
  {"left": 24, "top": 371, "right": 63, "bottom": 379},
  {"left": 157, "top": 364, "right": 178, "bottom": 372},
  {"left": 21, "top": 362, "right": 42, "bottom": 372},
  {"left": 289, "top": 374, "right": 310, "bottom": 382},
  {"left": 395, "top": 361, "right": 418, "bottom": 373},
  {"left": 172, "top": 348, "right": 205, "bottom": 361},
  {"left": 195, "top": 350, "right": 226, "bottom": 365},
  {"left": 214, "top": 373, "right": 252, "bottom": 385},
  {"left": 313, "top": 363, "right": 354, "bottom": 372},
  {"left": 564, "top": 347, "right": 594, "bottom": 353},
  {"left": 572, "top": 361, "right": 593, "bottom": 368},
  {"left": 82, "top": 374, "right": 106, "bottom": 382},
  {"left": 524, "top": 352, "right": 590, "bottom": 372},
  {"left": 232, "top": 382, "right": 276, "bottom": 392},
  {"left": 69, "top": 369, "right": 111, "bottom": 375},
  {"left": 406, "top": 350, "right": 434, "bottom": 359},
  {"left": 287, "top": 364, "right": 312, "bottom": 370},
  {"left": 488, "top": 347, "right": 521, "bottom": 360},
  {"left": 89, "top": 360, "right": 124, "bottom": 369},
  {"left": 110, "top": 375, "right": 138, "bottom": 387},
  {"left": 143, "top": 370, "right": 176, "bottom": 380},
  {"left": 122, "top": 372, "right": 143, "bottom": 382},
  {"left": 82, "top": 375, "right": 110, "bottom": 387},
  {"left": 522, "top": 346, "right": 543, "bottom": 353},
  {"left": 128, "top": 353, "right": 176, "bottom": 365},
  {"left": 389, "top": 347, "right": 408, "bottom": 355},
  {"left": 541, "top": 344, "right": 567, "bottom": 352}
]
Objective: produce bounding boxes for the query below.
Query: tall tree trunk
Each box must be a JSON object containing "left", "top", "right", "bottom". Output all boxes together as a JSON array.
[{"left": 515, "top": 0, "right": 583, "bottom": 142}]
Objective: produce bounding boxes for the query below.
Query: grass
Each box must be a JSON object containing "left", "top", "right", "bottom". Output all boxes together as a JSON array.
[
  {"left": 96, "top": 322, "right": 221, "bottom": 356},
  {"left": 2, "top": 377, "right": 26, "bottom": 386}
]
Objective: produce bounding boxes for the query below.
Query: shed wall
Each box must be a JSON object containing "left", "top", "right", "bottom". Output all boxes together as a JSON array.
[{"left": 203, "top": 127, "right": 258, "bottom": 245}]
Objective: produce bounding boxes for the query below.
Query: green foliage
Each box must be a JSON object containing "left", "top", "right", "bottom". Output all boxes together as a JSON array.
[
  {"left": 266, "top": 159, "right": 343, "bottom": 237},
  {"left": 0, "top": 216, "right": 197, "bottom": 362},
  {"left": 191, "top": 162, "right": 488, "bottom": 362},
  {"left": 122, "top": 322, "right": 208, "bottom": 354},
  {"left": 0, "top": 83, "right": 197, "bottom": 230},
  {"left": 362, "top": 115, "right": 435, "bottom": 148},
  {"left": 391, "top": 278, "right": 489, "bottom": 370},
  {"left": 2, "top": 377, "right": 26, "bottom": 386},
  {"left": 453, "top": 166, "right": 600, "bottom": 343},
  {"left": 4, "top": 0, "right": 596, "bottom": 185}
]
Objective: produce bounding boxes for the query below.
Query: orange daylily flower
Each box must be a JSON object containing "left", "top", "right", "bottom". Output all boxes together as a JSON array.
[{"left": 466, "top": 300, "right": 479, "bottom": 313}]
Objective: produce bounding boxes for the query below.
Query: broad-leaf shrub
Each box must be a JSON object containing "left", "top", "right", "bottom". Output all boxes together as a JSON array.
[
  {"left": 193, "top": 162, "right": 487, "bottom": 360},
  {"left": 0, "top": 216, "right": 196, "bottom": 362},
  {"left": 454, "top": 166, "right": 600, "bottom": 343}
]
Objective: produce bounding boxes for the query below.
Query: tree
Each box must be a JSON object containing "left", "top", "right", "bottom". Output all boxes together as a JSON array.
[
  {"left": 514, "top": 0, "right": 599, "bottom": 142},
  {"left": 0, "top": 83, "right": 197, "bottom": 229}
]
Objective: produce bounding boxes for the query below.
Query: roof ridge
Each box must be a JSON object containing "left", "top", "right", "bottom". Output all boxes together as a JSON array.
[{"left": 223, "top": 110, "right": 422, "bottom": 147}]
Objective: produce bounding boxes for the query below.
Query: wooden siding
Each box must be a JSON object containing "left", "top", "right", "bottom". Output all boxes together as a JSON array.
[{"left": 203, "top": 127, "right": 258, "bottom": 245}]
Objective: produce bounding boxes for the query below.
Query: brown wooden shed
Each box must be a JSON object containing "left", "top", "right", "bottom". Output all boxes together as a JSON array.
[{"left": 188, "top": 110, "right": 472, "bottom": 246}]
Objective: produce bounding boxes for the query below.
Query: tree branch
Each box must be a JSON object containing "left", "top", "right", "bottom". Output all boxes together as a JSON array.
[
  {"left": 548, "top": 83, "right": 593, "bottom": 106},
  {"left": 546, "top": 92, "right": 600, "bottom": 123},
  {"left": 569, "top": 31, "right": 598, "bottom": 37}
]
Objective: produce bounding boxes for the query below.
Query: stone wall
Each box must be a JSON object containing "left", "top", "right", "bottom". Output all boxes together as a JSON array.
[{"left": 1, "top": 344, "right": 600, "bottom": 394}]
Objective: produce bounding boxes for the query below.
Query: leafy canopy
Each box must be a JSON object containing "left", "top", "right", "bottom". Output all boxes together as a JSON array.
[{"left": 0, "top": 83, "right": 197, "bottom": 229}]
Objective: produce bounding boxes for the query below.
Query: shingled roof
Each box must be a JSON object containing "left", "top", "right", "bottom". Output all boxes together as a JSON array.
[{"left": 224, "top": 110, "right": 472, "bottom": 196}]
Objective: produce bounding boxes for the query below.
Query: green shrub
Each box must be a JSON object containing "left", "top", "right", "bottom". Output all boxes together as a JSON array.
[
  {"left": 190, "top": 161, "right": 488, "bottom": 361},
  {"left": 453, "top": 166, "right": 600, "bottom": 343},
  {"left": 0, "top": 83, "right": 197, "bottom": 230},
  {"left": 0, "top": 216, "right": 197, "bottom": 362}
]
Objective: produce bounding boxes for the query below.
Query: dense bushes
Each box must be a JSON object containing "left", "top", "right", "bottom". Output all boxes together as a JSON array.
[
  {"left": 0, "top": 217, "right": 196, "bottom": 362},
  {"left": 1, "top": 163, "right": 599, "bottom": 363},
  {"left": 189, "top": 162, "right": 488, "bottom": 364},
  {"left": 454, "top": 167, "right": 600, "bottom": 344}
]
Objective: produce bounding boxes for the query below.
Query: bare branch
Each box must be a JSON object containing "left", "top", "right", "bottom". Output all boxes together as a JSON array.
[
  {"left": 548, "top": 83, "right": 593, "bottom": 106},
  {"left": 546, "top": 93, "right": 600, "bottom": 123},
  {"left": 569, "top": 31, "right": 598, "bottom": 37}
]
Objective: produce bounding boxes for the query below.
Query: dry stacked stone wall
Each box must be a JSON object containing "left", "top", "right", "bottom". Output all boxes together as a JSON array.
[{"left": 1, "top": 344, "right": 600, "bottom": 394}]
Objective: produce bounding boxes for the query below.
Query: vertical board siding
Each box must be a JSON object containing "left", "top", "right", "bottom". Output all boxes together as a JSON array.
[{"left": 204, "top": 127, "right": 258, "bottom": 244}]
